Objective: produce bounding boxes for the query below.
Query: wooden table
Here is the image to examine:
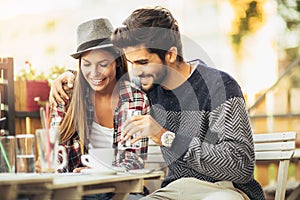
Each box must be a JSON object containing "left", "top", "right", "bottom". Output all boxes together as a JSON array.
[
  {"left": 0, "top": 171, "right": 164, "bottom": 200},
  {"left": 0, "top": 173, "right": 54, "bottom": 200}
]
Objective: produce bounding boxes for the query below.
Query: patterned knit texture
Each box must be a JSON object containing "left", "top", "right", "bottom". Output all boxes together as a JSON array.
[{"left": 147, "top": 60, "right": 265, "bottom": 200}]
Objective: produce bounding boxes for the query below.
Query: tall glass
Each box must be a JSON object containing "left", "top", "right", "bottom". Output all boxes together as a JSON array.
[
  {"left": 120, "top": 109, "right": 142, "bottom": 150},
  {"left": 15, "top": 134, "right": 36, "bottom": 173},
  {"left": 36, "top": 129, "right": 67, "bottom": 173},
  {"left": 0, "top": 135, "right": 15, "bottom": 173}
]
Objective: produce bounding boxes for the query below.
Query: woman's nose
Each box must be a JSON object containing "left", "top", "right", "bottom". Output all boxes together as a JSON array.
[{"left": 90, "top": 65, "right": 102, "bottom": 76}]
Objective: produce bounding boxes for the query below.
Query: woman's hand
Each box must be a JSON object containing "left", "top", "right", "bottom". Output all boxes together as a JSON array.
[
  {"left": 35, "top": 159, "right": 41, "bottom": 173},
  {"left": 73, "top": 166, "right": 89, "bottom": 173}
]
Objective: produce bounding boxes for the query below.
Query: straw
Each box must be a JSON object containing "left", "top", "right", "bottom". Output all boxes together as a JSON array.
[
  {"left": 45, "top": 102, "right": 50, "bottom": 130},
  {"left": 45, "top": 102, "right": 51, "bottom": 168},
  {"left": 40, "top": 107, "right": 46, "bottom": 129},
  {"left": 0, "top": 140, "right": 12, "bottom": 173}
]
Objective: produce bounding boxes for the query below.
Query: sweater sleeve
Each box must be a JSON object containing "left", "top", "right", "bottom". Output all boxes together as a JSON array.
[
  {"left": 165, "top": 81, "right": 255, "bottom": 184},
  {"left": 187, "top": 96, "right": 254, "bottom": 183}
]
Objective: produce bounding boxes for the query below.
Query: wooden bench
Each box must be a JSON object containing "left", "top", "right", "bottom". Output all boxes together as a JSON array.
[
  {"left": 254, "top": 131, "right": 297, "bottom": 200},
  {"left": 285, "top": 149, "right": 300, "bottom": 200}
]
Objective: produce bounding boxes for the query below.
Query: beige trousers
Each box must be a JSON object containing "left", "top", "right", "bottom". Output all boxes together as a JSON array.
[{"left": 141, "top": 178, "right": 250, "bottom": 200}]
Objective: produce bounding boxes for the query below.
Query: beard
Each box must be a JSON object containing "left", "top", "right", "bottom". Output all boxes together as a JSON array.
[{"left": 139, "top": 66, "right": 167, "bottom": 91}]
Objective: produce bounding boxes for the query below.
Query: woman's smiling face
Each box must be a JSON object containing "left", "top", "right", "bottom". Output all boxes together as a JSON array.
[{"left": 80, "top": 49, "right": 117, "bottom": 93}]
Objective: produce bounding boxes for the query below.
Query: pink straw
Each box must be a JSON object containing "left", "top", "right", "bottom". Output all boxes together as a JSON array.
[{"left": 45, "top": 102, "right": 51, "bottom": 168}]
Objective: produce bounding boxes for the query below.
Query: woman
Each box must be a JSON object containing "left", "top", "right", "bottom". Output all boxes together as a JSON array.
[
  {"left": 55, "top": 18, "right": 150, "bottom": 199},
  {"left": 59, "top": 17, "right": 150, "bottom": 170}
]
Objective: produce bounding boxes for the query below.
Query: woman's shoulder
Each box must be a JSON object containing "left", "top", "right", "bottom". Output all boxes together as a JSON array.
[
  {"left": 119, "top": 80, "right": 145, "bottom": 94},
  {"left": 119, "top": 80, "right": 149, "bottom": 102}
]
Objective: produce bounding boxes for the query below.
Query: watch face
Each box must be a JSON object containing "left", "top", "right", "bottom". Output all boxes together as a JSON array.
[
  {"left": 162, "top": 132, "right": 175, "bottom": 147},
  {"left": 165, "top": 134, "right": 173, "bottom": 143}
]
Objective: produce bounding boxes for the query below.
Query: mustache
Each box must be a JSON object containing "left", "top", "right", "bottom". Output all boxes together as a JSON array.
[{"left": 138, "top": 73, "right": 152, "bottom": 78}]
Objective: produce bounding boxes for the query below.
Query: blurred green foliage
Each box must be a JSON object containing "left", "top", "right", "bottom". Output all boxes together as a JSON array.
[
  {"left": 229, "top": 0, "right": 300, "bottom": 54},
  {"left": 277, "top": 0, "right": 300, "bottom": 32},
  {"left": 15, "top": 61, "right": 66, "bottom": 84},
  {"left": 277, "top": 0, "right": 300, "bottom": 87},
  {"left": 47, "top": 65, "right": 67, "bottom": 84},
  {"left": 229, "top": 0, "right": 300, "bottom": 87}
]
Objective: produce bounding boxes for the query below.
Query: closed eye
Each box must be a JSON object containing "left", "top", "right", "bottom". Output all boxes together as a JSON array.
[
  {"left": 97, "top": 60, "right": 112, "bottom": 68},
  {"left": 97, "top": 63, "right": 109, "bottom": 68},
  {"left": 81, "top": 60, "right": 111, "bottom": 68},
  {"left": 137, "top": 60, "right": 148, "bottom": 65},
  {"left": 126, "top": 59, "right": 148, "bottom": 66},
  {"left": 82, "top": 62, "right": 91, "bottom": 67}
]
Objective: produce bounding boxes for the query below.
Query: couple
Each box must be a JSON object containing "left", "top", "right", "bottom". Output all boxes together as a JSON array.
[{"left": 51, "top": 6, "right": 265, "bottom": 200}]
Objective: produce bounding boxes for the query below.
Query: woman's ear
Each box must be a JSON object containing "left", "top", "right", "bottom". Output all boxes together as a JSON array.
[{"left": 166, "top": 47, "right": 177, "bottom": 63}]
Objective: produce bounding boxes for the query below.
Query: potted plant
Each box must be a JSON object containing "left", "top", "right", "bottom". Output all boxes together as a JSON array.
[{"left": 14, "top": 61, "right": 66, "bottom": 112}]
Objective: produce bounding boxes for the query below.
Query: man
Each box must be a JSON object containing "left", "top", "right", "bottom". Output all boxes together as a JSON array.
[{"left": 50, "top": 6, "right": 264, "bottom": 200}]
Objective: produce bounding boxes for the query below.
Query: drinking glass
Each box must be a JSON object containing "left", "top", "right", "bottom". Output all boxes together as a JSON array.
[
  {"left": 120, "top": 109, "right": 141, "bottom": 150},
  {"left": 0, "top": 135, "right": 15, "bottom": 173},
  {"left": 36, "top": 129, "right": 67, "bottom": 173},
  {"left": 15, "top": 134, "right": 36, "bottom": 173}
]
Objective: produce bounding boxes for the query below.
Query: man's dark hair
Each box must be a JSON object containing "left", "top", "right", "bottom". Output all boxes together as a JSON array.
[{"left": 111, "top": 6, "right": 184, "bottom": 62}]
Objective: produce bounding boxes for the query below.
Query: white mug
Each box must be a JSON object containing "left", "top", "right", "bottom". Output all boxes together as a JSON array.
[
  {"left": 81, "top": 154, "right": 106, "bottom": 169},
  {"left": 81, "top": 154, "right": 116, "bottom": 175}
]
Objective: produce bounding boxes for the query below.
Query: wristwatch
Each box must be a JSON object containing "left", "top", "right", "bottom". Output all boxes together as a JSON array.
[{"left": 161, "top": 131, "right": 175, "bottom": 147}]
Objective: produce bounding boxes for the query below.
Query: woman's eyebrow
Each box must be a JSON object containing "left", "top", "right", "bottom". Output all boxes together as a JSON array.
[
  {"left": 82, "top": 58, "right": 90, "bottom": 63},
  {"left": 82, "top": 58, "right": 111, "bottom": 64}
]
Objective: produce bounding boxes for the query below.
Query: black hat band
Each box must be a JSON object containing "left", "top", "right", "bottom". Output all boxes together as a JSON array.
[{"left": 77, "top": 38, "right": 111, "bottom": 52}]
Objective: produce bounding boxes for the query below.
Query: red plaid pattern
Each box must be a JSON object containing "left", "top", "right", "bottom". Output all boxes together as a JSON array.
[
  {"left": 113, "top": 81, "right": 150, "bottom": 152},
  {"left": 60, "top": 80, "right": 150, "bottom": 172}
]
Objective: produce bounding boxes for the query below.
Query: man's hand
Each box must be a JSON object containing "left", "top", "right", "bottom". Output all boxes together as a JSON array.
[
  {"left": 49, "top": 71, "right": 75, "bottom": 108},
  {"left": 121, "top": 115, "right": 166, "bottom": 146}
]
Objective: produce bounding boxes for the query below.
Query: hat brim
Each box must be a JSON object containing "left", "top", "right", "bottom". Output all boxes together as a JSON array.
[{"left": 70, "top": 43, "right": 114, "bottom": 59}]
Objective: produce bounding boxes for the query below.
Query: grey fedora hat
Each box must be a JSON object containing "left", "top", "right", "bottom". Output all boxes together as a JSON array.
[{"left": 71, "top": 18, "right": 114, "bottom": 59}]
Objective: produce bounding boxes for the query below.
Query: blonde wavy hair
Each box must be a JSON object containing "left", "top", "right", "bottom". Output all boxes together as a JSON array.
[{"left": 59, "top": 47, "right": 128, "bottom": 154}]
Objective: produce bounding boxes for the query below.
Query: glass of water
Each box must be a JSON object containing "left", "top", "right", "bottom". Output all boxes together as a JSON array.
[
  {"left": 16, "top": 134, "right": 36, "bottom": 173},
  {"left": 0, "top": 135, "right": 15, "bottom": 173},
  {"left": 120, "top": 109, "right": 141, "bottom": 150}
]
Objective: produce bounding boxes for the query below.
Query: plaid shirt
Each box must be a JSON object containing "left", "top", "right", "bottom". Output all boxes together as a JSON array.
[{"left": 60, "top": 80, "right": 150, "bottom": 172}]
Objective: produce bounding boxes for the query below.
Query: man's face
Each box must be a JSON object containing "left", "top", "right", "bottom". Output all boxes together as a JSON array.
[{"left": 123, "top": 46, "right": 167, "bottom": 91}]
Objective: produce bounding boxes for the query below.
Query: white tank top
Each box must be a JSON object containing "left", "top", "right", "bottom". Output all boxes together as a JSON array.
[{"left": 88, "top": 121, "right": 113, "bottom": 149}]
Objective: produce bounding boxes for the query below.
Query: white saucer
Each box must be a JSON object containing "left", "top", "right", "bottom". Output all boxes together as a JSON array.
[
  {"left": 127, "top": 168, "right": 155, "bottom": 174},
  {"left": 80, "top": 168, "right": 117, "bottom": 175}
]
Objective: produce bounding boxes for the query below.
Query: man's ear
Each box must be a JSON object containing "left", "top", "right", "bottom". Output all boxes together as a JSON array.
[{"left": 166, "top": 47, "right": 177, "bottom": 63}]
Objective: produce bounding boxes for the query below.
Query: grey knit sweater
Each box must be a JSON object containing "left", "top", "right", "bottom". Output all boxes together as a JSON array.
[{"left": 147, "top": 60, "right": 265, "bottom": 200}]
